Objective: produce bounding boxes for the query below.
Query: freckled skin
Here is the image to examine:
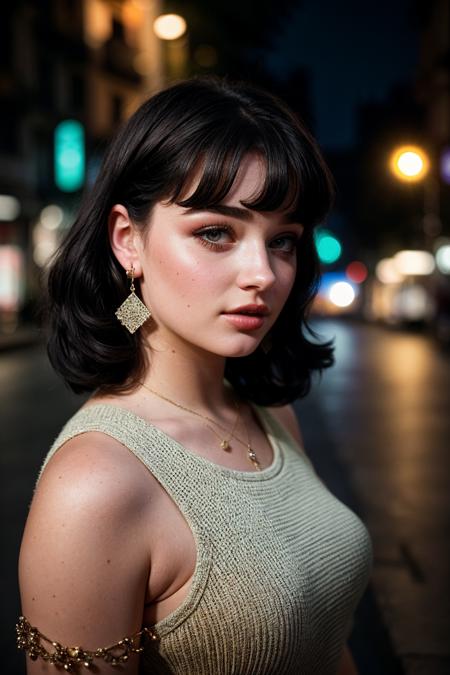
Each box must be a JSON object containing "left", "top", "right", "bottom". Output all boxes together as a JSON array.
[{"left": 135, "top": 155, "right": 303, "bottom": 360}]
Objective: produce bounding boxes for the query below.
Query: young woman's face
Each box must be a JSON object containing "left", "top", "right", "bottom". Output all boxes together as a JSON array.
[{"left": 138, "top": 154, "right": 304, "bottom": 358}]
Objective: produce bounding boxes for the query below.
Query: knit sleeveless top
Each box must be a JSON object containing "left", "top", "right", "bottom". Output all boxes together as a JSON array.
[{"left": 39, "top": 403, "right": 373, "bottom": 675}]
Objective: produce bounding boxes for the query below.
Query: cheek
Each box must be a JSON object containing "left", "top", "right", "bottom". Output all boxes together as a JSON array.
[
  {"left": 144, "top": 239, "right": 225, "bottom": 306},
  {"left": 274, "top": 258, "right": 297, "bottom": 297}
]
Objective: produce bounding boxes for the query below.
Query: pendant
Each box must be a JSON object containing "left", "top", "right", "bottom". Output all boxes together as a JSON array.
[
  {"left": 220, "top": 439, "right": 230, "bottom": 450},
  {"left": 247, "top": 445, "right": 261, "bottom": 470}
]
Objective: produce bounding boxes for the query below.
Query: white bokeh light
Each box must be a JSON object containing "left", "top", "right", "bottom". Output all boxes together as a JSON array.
[
  {"left": 153, "top": 14, "right": 186, "bottom": 40},
  {"left": 329, "top": 282, "right": 356, "bottom": 307},
  {"left": 435, "top": 245, "right": 450, "bottom": 274},
  {"left": 394, "top": 250, "right": 435, "bottom": 276},
  {"left": 397, "top": 151, "right": 424, "bottom": 177},
  {"left": 40, "top": 204, "right": 64, "bottom": 230},
  {"left": 376, "top": 258, "right": 404, "bottom": 284}
]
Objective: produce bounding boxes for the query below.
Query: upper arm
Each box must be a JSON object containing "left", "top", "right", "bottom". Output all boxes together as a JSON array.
[
  {"left": 19, "top": 433, "right": 152, "bottom": 674},
  {"left": 269, "top": 404, "right": 304, "bottom": 449}
]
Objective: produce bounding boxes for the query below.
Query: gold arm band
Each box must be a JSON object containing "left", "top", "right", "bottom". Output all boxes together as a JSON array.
[{"left": 16, "top": 615, "right": 159, "bottom": 671}]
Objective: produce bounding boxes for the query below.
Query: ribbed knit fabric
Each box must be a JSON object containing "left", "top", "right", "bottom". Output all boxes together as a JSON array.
[{"left": 39, "top": 403, "right": 373, "bottom": 675}]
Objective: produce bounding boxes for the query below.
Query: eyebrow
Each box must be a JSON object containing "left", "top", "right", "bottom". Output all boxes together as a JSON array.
[{"left": 183, "top": 204, "right": 302, "bottom": 225}]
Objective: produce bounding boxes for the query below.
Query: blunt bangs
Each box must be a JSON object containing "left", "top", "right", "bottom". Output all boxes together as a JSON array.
[{"left": 164, "top": 108, "right": 333, "bottom": 228}]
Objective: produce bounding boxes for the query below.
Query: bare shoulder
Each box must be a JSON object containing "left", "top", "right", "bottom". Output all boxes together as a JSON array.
[
  {"left": 266, "top": 403, "right": 304, "bottom": 449},
  {"left": 23, "top": 429, "right": 156, "bottom": 581},
  {"left": 19, "top": 431, "right": 154, "bottom": 672},
  {"left": 35, "top": 429, "right": 156, "bottom": 515}
]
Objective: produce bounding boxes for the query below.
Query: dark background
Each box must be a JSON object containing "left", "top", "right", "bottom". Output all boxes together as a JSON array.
[{"left": 1, "top": 1, "right": 449, "bottom": 674}]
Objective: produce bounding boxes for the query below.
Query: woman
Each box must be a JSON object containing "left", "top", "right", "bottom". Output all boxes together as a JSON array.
[{"left": 18, "top": 77, "right": 372, "bottom": 674}]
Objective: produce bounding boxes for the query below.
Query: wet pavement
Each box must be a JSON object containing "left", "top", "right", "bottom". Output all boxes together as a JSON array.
[{"left": 2, "top": 319, "right": 449, "bottom": 674}]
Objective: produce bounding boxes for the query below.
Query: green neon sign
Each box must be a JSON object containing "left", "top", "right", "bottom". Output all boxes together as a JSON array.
[{"left": 54, "top": 120, "right": 85, "bottom": 192}]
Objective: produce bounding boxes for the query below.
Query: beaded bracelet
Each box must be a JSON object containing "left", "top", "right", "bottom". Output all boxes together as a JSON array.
[{"left": 16, "top": 615, "right": 159, "bottom": 671}]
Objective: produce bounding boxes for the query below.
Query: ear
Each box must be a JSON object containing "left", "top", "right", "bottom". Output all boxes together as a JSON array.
[{"left": 108, "top": 204, "right": 143, "bottom": 275}]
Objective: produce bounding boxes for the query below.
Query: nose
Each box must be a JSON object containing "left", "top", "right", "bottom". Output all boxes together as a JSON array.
[{"left": 236, "top": 241, "right": 276, "bottom": 291}]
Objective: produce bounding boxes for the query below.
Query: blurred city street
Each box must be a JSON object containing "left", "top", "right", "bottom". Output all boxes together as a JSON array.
[
  {"left": 2, "top": 318, "right": 449, "bottom": 674},
  {"left": 1, "top": 1, "right": 450, "bottom": 673},
  {"left": 298, "top": 319, "right": 450, "bottom": 675}
]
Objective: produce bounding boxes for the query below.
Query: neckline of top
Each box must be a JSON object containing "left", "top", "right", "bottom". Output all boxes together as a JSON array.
[{"left": 77, "top": 401, "right": 284, "bottom": 481}]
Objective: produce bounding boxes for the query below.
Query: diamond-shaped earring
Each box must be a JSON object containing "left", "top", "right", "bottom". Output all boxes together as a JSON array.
[{"left": 115, "top": 265, "right": 151, "bottom": 334}]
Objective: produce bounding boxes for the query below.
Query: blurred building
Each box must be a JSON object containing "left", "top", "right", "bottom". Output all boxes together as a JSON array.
[
  {"left": 340, "top": 1, "right": 450, "bottom": 334},
  {"left": 0, "top": 0, "right": 164, "bottom": 336},
  {"left": 415, "top": 0, "right": 450, "bottom": 237},
  {"left": 415, "top": 0, "right": 450, "bottom": 342},
  {"left": 416, "top": 0, "right": 450, "bottom": 150}
]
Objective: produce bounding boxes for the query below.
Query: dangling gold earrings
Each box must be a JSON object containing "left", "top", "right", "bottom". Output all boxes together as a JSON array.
[{"left": 115, "top": 265, "right": 151, "bottom": 334}]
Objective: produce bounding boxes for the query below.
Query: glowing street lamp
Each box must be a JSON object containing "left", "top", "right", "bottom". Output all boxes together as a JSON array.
[
  {"left": 389, "top": 145, "right": 430, "bottom": 182},
  {"left": 153, "top": 14, "right": 188, "bottom": 82},
  {"left": 389, "top": 144, "right": 441, "bottom": 246},
  {"left": 153, "top": 14, "right": 187, "bottom": 41}
]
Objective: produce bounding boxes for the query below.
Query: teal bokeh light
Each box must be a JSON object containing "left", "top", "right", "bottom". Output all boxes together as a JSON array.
[
  {"left": 315, "top": 229, "right": 342, "bottom": 264},
  {"left": 54, "top": 120, "right": 85, "bottom": 192}
]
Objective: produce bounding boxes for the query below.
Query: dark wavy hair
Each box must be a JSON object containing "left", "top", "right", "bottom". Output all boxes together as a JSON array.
[{"left": 44, "top": 76, "right": 335, "bottom": 405}]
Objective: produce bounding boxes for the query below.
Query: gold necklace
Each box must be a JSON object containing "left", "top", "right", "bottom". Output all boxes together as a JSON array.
[
  {"left": 211, "top": 418, "right": 261, "bottom": 471},
  {"left": 139, "top": 381, "right": 240, "bottom": 450},
  {"left": 205, "top": 421, "right": 261, "bottom": 471},
  {"left": 138, "top": 382, "right": 261, "bottom": 470}
]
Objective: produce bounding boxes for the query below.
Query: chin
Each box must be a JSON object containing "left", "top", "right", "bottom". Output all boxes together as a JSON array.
[{"left": 215, "top": 337, "right": 263, "bottom": 359}]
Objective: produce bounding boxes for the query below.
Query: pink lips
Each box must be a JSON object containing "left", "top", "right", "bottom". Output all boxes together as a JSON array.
[
  {"left": 223, "top": 314, "right": 265, "bottom": 330},
  {"left": 222, "top": 304, "right": 270, "bottom": 331}
]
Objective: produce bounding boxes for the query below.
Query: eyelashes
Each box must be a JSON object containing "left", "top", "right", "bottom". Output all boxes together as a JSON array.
[
  {"left": 193, "top": 225, "right": 300, "bottom": 254},
  {"left": 194, "top": 225, "right": 233, "bottom": 250},
  {"left": 270, "top": 235, "right": 300, "bottom": 254}
]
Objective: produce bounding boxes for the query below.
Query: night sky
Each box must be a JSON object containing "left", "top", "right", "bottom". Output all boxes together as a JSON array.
[{"left": 264, "top": 0, "right": 420, "bottom": 149}]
